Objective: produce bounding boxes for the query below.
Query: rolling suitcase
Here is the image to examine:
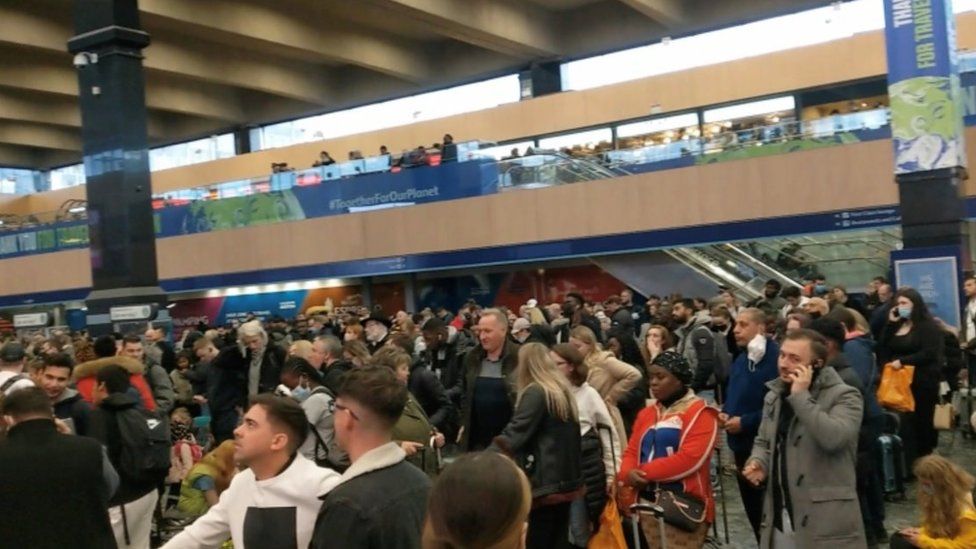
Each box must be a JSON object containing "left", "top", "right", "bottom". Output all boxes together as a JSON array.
[{"left": 630, "top": 503, "right": 667, "bottom": 549}]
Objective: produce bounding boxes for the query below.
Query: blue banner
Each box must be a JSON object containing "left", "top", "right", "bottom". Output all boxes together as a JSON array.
[
  {"left": 892, "top": 247, "right": 962, "bottom": 328},
  {"left": 884, "top": 0, "right": 967, "bottom": 173}
]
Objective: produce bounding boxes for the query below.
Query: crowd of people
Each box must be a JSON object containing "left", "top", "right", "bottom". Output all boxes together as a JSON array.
[
  {"left": 309, "top": 134, "right": 459, "bottom": 171},
  {"left": 1, "top": 275, "right": 975, "bottom": 548}
]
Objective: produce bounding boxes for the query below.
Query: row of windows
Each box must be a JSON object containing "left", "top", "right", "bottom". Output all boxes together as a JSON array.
[{"left": 7, "top": 0, "right": 976, "bottom": 195}]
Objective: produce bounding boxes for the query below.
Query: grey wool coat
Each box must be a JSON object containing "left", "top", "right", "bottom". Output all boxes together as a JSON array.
[{"left": 749, "top": 366, "right": 866, "bottom": 549}]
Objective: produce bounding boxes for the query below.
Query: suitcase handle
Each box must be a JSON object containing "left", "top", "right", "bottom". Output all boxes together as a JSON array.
[{"left": 630, "top": 502, "right": 665, "bottom": 518}]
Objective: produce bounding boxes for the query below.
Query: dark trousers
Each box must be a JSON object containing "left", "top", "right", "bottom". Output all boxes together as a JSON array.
[
  {"left": 902, "top": 381, "right": 940, "bottom": 466},
  {"left": 734, "top": 449, "right": 764, "bottom": 543},
  {"left": 527, "top": 502, "right": 571, "bottom": 549},
  {"left": 858, "top": 417, "right": 886, "bottom": 533}
]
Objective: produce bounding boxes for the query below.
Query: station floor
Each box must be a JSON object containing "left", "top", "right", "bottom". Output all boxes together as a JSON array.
[{"left": 716, "top": 430, "right": 975, "bottom": 548}]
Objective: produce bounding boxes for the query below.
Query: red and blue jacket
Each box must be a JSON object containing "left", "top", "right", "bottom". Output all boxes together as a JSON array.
[{"left": 618, "top": 392, "right": 719, "bottom": 523}]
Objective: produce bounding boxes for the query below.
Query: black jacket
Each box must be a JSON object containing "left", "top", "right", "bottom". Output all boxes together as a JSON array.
[
  {"left": 492, "top": 384, "right": 583, "bottom": 501},
  {"left": 408, "top": 361, "right": 452, "bottom": 432},
  {"left": 155, "top": 340, "right": 177, "bottom": 373},
  {"left": 322, "top": 359, "right": 354, "bottom": 395},
  {"left": 52, "top": 388, "right": 92, "bottom": 436},
  {"left": 89, "top": 392, "right": 158, "bottom": 506},
  {"left": 310, "top": 447, "right": 430, "bottom": 549},
  {"left": 0, "top": 419, "right": 116, "bottom": 549},
  {"left": 458, "top": 340, "right": 520, "bottom": 450},
  {"left": 426, "top": 338, "right": 462, "bottom": 399},
  {"left": 212, "top": 343, "right": 286, "bottom": 406}
]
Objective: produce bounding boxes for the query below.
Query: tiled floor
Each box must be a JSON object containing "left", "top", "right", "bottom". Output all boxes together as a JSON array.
[{"left": 715, "top": 430, "right": 976, "bottom": 548}]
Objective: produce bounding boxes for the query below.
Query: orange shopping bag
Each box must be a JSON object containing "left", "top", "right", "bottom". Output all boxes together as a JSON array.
[
  {"left": 588, "top": 500, "right": 628, "bottom": 549},
  {"left": 877, "top": 363, "right": 915, "bottom": 413}
]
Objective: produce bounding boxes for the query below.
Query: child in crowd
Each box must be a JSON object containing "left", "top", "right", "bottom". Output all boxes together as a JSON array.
[
  {"left": 176, "top": 440, "right": 237, "bottom": 518},
  {"left": 893, "top": 455, "right": 976, "bottom": 548},
  {"left": 168, "top": 407, "right": 203, "bottom": 486},
  {"left": 170, "top": 351, "right": 195, "bottom": 408}
]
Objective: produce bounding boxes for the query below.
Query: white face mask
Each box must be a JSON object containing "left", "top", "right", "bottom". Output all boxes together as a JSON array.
[{"left": 747, "top": 334, "right": 766, "bottom": 364}]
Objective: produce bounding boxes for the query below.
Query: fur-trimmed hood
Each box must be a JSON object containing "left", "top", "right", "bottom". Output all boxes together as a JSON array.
[{"left": 72, "top": 356, "right": 145, "bottom": 381}]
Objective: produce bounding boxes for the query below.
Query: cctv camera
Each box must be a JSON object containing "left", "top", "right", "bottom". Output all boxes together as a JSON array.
[{"left": 72, "top": 52, "right": 98, "bottom": 68}]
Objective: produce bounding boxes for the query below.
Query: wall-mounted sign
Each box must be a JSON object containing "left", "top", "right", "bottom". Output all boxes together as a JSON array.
[
  {"left": 13, "top": 312, "right": 50, "bottom": 328},
  {"left": 109, "top": 304, "right": 158, "bottom": 322}
]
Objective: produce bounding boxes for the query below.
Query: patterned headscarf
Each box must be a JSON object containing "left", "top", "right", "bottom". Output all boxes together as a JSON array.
[
  {"left": 171, "top": 422, "right": 194, "bottom": 444},
  {"left": 650, "top": 350, "right": 693, "bottom": 386}
]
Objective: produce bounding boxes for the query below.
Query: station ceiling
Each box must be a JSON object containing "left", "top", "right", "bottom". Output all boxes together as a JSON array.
[{"left": 0, "top": 0, "right": 830, "bottom": 169}]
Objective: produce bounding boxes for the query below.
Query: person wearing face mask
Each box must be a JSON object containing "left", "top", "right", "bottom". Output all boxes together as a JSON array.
[
  {"left": 279, "top": 356, "right": 349, "bottom": 472},
  {"left": 743, "top": 329, "right": 865, "bottom": 548},
  {"left": 878, "top": 288, "right": 944, "bottom": 465},
  {"left": 720, "top": 307, "right": 780, "bottom": 542}
]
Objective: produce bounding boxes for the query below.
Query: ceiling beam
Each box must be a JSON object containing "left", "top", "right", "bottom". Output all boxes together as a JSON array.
[
  {"left": 617, "top": 0, "right": 686, "bottom": 26},
  {"left": 0, "top": 3, "right": 333, "bottom": 106},
  {"left": 0, "top": 50, "right": 246, "bottom": 123},
  {"left": 140, "top": 0, "right": 431, "bottom": 82},
  {"left": 364, "top": 0, "right": 561, "bottom": 58},
  {"left": 0, "top": 144, "right": 44, "bottom": 169},
  {"left": 0, "top": 122, "right": 82, "bottom": 152}
]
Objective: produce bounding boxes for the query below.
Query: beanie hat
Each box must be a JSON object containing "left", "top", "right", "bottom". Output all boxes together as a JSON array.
[{"left": 651, "top": 351, "right": 693, "bottom": 386}]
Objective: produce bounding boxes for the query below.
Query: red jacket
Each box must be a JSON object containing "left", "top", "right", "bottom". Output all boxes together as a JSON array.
[
  {"left": 72, "top": 356, "right": 158, "bottom": 412},
  {"left": 618, "top": 392, "right": 719, "bottom": 523}
]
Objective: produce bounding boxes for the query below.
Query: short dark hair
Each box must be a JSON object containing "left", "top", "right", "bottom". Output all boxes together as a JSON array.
[
  {"left": 565, "top": 292, "right": 585, "bottom": 306},
  {"left": 93, "top": 335, "right": 118, "bottom": 359},
  {"left": 0, "top": 387, "right": 52, "bottom": 418},
  {"left": 338, "top": 366, "right": 408, "bottom": 427},
  {"left": 872, "top": 276, "right": 887, "bottom": 284},
  {"left": 42, "top": 352, "right": 74, "bottom": 373},
  {"left": 782, "top": 329, "right": 828, "bottom": 365},
  {"left": 676, "top": 298, "right": 696, "bottom": 310},
  {"left": 765, "top": 279, "right": 783, "bottom": 290},
  {"left": 422, "top": 317, "right": 447, "bottom": 333},
  {"left": 122, "top": 334, "right": 142, "bottom": 346},
  {"left": 781, "top": 286, "right": 801, "bottom": 299},
  {"left": 810, "top": 317, "right": 846, "bottom": 349},
  {"left": 247, "top": 394, "right": 309, "bottom": 454},
  {"left": 95, "top": 364, "right": 130, "bottom": 394}
]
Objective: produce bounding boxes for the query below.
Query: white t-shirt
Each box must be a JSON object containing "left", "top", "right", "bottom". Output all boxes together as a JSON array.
[
  {"left": 162, "top": 453, "right": 341, "bottom": 549},
  {"left": 0, "top": 370, "right": 34, "bottom": 395}
]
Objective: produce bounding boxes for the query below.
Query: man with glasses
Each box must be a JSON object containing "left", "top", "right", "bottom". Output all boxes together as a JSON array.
[
  {"left": 310, "top": 366, "right": 431, "bottom": 549},
  {"left": 719, "top": 307, "right": 780, "bottom": 543}
]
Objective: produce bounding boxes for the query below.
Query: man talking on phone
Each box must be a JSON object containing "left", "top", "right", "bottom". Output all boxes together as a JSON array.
[{"left": 742, "top": 329, "right": 865, "bottom": 548}]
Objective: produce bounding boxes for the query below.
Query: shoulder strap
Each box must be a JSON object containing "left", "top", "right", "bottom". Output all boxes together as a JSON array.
[{"left": 0, "top": 374, "right": 26, "bottom": 392}]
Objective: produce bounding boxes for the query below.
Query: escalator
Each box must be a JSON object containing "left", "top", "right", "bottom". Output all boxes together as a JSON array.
[{"left": 593, "top": 228, "right": 901, "bottom": 302}]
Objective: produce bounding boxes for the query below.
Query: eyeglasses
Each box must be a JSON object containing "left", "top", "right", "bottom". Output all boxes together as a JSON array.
[{"left": 331, "top": 401, "right": 361, "bottom": 421}]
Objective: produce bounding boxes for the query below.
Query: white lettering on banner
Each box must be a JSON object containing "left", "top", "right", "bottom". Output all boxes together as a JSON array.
[
  {"left": 892, "top": 0, "right": 913, "bottom": 28},
  {"left": 279, "top": 301, "right": 296, "bottom": 310},
  {"left": 328, "top": 186, "right": 440, "bottom": 211}
]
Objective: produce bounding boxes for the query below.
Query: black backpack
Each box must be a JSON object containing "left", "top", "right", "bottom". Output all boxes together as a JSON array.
[{"left": 115, "top": 407, "right": 171, "bottom": 485}]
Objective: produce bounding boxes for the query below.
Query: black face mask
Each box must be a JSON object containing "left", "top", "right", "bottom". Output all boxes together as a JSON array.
[{"left": 711, "top": 324, "right": 727, "bottom": 332}]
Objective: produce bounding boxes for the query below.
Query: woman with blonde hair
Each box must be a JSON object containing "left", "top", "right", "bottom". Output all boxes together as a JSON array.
[
  {"left": 893, "top": 455, "right": 976, "bottom": 548},
  {"left": 423, "top": 452, "right": 532, "bottom": 549},
  {"left": 570, "top": 325, "right": 640, "bottom": 440},
  {"left": 491, "top": 343, "right": 582, "bottom": 549}
]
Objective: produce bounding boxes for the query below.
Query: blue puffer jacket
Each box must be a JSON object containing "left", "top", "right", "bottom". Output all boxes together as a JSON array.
[{"left": 843, "top": 334, "right": 884, "bottom": 420}]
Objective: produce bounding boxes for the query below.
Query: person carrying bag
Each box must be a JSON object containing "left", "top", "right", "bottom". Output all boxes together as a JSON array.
[{"left": 617, "top": 352, "right": 719, "bottom": 549}]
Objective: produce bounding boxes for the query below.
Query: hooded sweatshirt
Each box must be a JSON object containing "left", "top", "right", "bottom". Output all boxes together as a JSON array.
[
  {"left": 162, "top": 453, "right": 341, "bottom": 549},
  {"left": 52, "top": 387, "right": 92, "bottom": 436}
]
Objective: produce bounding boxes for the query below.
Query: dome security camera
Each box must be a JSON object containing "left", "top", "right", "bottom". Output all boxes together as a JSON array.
[{"left": 73, "top": 52, "right": 98, "bottom": 68}]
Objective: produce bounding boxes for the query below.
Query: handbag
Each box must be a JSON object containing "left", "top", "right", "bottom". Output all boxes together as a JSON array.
[
  {"left": 877, "top": 363, "right": 916, "bottom": 413},
  {"left": 933, "top": 402, "right": 955, "bottom": 430},
  {"left": 588, "top": 500, "right": 627, "bottom": 549},
  {"left": 650, "top": 489, "right": 706, "bottom": 533}
]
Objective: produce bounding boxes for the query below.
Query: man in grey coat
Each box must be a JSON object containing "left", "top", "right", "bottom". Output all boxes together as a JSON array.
[{"left": 742, "top": 329, "right": 865, "bottom": 548}]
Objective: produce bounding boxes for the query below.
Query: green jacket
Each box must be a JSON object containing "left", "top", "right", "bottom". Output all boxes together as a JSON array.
[{"left": 393, "top": 393, "right": 439, "bottom": 476}]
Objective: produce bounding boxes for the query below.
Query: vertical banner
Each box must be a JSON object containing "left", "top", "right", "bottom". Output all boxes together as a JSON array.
[{"left": 884, "top": 0, "right": 967, "bottom": 173}]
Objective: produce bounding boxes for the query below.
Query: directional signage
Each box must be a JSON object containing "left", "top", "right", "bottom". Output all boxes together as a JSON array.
[
  {"left": 13, "top": 312, "right": 50, "bottom": 328},
  {"left": 109, "top": 304, "right": 157, "bottom": 322}
]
